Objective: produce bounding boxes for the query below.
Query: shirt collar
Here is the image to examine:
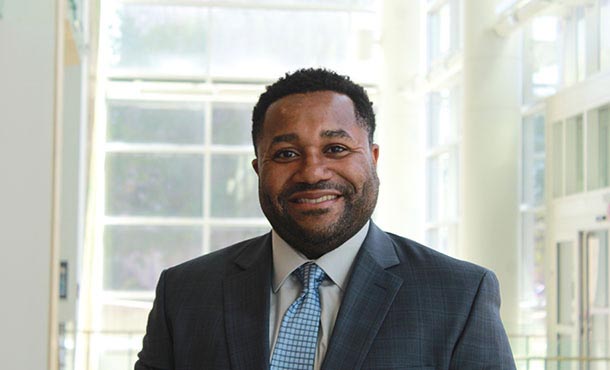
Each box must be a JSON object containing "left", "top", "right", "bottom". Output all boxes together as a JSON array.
[{"left": 272, "top": 221, "right": 370, "bottom": 293}]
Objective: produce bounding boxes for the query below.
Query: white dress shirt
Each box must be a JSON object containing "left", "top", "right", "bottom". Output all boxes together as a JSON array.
[{"left": 269, "top": 221, "right": 370, "bottom": 370}]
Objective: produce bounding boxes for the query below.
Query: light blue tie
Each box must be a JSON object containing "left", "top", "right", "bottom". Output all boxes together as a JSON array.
[{"left": 270, "top": 262, "right": 326, "bottom": 370}]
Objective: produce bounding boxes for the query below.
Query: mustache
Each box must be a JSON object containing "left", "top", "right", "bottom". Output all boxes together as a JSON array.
[{"left": 281, "top": 181, "right": 355, "bottom": 198}]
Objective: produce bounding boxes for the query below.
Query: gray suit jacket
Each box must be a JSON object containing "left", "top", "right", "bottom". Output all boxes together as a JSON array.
[{"left": 135, "top": 222, "right": 516, "bottom": 370}]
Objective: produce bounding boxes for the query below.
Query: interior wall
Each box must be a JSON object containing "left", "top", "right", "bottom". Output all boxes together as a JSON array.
[
  {"left": 59, "top": 63, "right": 82, "bottom": 325},
  {"left": 0, "top": 0, "right": 57, "bottom": 368},
  {"left": 376, "top": 0, "right": 425, "bottom": 241}
]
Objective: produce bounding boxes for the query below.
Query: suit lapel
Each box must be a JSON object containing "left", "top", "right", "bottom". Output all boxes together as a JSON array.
[
  {"left": 223, "top": 234, "right": 272, "bottom": 370},
  {"left": 321, "top": 223, "right": 403, "bottom": 370}
]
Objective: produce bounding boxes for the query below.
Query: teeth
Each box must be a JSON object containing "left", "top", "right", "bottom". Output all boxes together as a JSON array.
[{"left": 296, "top": 195, "right": 338, "bottom": 204}]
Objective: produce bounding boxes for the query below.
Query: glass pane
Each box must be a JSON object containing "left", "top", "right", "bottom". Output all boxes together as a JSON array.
[
  {"left": 563, "top": 12, "right": 577, "bottom": 86},
  {"left": 212, "top": 102, "right": 252, "bottom": 146},
  {"left": 105, "top": 153, "right": 204, "bottom": 217},
  {"left": 588, "top": 231, "right": 608, "bottom": 308},
  {"left": 586, "top": 231, "right": 609, "bottom": 370},
  {"left": 428, "top": 3, "right": 451, "bottom": 66},
  {"left": 588, "top": 105, "right": 610, "bottom": 190},
  {"left": 439, "top": 226, "right": 456, "bottom": 256},
  {"left": 602, "top": 0, "right": 610, "bottom": 71},
  {"left": 520, "top": 212, "right": 546, "bottom": 309},
  {"left": 427, "top": 90, "right": 452, "bottom": 148},
  {"left": 104, "top": 225, "right": 203, "bottom": 291},
  {"left": 557, "top": 334, "right": 576, "bottom": 370},
  {"left": 99, "top": 350, "right": 134, "bottom": 370},
  {"left": 209, "top": 226, "right": 270, "bottom": 253},
  {"left": 426, "top": 157, "right": 439, "bottom": 222},
  {"left": 438, "top": 151, "right": 458, "bottom": 221},
  {"left": 523, "top": 17, "right": 560, "bottom": 102},
  {"left": 210, "top": 154, "right": 263, "bottom": 218},
  {"left": 209, "top": 8, "right": 372, "bottom": 80},
  {"left": 95, "top": 331, "right": 141, "bottom": 370},
  {"left": 426, "top": 229, "right": 438, "bottom": 250},
  {"left": 427, "top": 93, "right": 439, "bottom": 148},
  {"left": 557, "top": 241, "right": 574, "bottom": 325},
  {"left": 522, "top": 114, "right": 546, "bottom": 205},
  {"left": 427, "top": 11, "right": 439, "bottom": 66},
  {"left": 589, "top": 314, "right": 609, "bottom": 368},
  {"left": 426, "top": 151, "right": 457, "bottom": 223},
  {"left": 102, "top": 304, "right": 150, "bottom": 333},
  {"left": 107, "top": 4, "right": 208, "bottom": 76},
  {"left": 208, "top": 0, "right": 377, "bottom": 8},
  {"left": 107, "top": 101, "right": 205, "bottom": 144},
  {"left": 576, "top": 7, "right": 586, "bottom": 81},
  {"left": 553, "top": 122, "right": 563, "bottom": 197},
  {"left": 438, "top": 4, "right": 450, "bottom": 57},
  {"left": 565, "top": 115, "right": 584, "bottom": 195}
]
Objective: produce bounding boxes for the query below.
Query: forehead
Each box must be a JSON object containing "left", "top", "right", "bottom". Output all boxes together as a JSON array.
[{"left": 262, "top": 91, "right": 359, "bottom": 134}]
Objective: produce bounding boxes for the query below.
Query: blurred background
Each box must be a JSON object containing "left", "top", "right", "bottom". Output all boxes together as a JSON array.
[{"left": 1, "top": 0, "right": 609, "bottom": 369}]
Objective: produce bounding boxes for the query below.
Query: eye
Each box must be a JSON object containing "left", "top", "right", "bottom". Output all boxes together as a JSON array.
[
  {"left": 273, "top": 149, "right": 299, "bottom": 161},
  {"left": 325, "top": 145, "right": 348, "bottom": 155}
]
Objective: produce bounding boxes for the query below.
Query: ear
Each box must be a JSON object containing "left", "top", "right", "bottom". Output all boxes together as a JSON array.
[
  {"left": 252, "top": 158, "right": 259, "bottom": 175},
  {"left": 371, "top": 144, "right": 379, "bottom": 166}
]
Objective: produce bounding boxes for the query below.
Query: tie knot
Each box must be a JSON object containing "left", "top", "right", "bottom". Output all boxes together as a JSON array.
[{"left": 295, "top": 262, "right": 325, "bottom": 292}]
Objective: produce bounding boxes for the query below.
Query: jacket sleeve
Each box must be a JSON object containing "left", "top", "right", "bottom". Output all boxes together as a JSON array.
[
  {"left": 449, "top": 270, "right": 516, "bottom": 370},
  {"left": 135, "top": 270, "right": 174, "bottom": 370}
]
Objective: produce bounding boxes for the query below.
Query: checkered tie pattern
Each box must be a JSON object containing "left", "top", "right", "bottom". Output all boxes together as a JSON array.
[{"left": 270, "top": 262, "right": 326, "bottom": 370}]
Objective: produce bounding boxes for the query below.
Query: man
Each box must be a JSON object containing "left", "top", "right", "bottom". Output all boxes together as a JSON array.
[{"left": 135, "top": 68, "right": 516, "bottom": 370}]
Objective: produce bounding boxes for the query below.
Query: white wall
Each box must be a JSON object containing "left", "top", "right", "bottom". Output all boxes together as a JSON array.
[
  {"left": 375, "top": 0, "right": 425, "bottom": 242},
  {"left": 460, "top": 0, "right": 520, "bottom": 331},
  {"left": 58, "top": 63, "right": 82, "bottom": 325},
  {"left": 0, "top": 0, "right": 57, "bottom": 368}
]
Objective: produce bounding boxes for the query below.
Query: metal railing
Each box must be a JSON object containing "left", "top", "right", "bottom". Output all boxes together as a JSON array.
[
  {"left": 509, "top": 333, "right": 610, "bottom": 370},
  {"left": 59, "top": 328, "right": 144, "bottom": 370},
  {"left": 514, "top": 356, "right": 610, "bottom": 370},
  {"left": 59, "top": 330, "right": 609, "bottom": 370}
]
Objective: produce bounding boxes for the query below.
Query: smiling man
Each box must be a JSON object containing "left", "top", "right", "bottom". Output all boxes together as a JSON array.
[
  {"left": 253, "top": 90, "right": 379, "bottom": 260},
  {"left": 135, "top": 68, "right": 516, "bottom": 370}
]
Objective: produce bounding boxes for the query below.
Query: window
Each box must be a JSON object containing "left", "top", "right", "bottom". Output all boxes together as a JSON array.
[
  {"left": 561, "top": 2, "right": 610, "bottom": 87},
  {"left": 95, "top": 90, "right": 271, "bottom": 367},
  {"left": 522, "top": 17, "right": 561, "bottom": 104},
  {"left": 107, "top": 4, "right": 209, "bottom": 77},
  {"left": 425, "top": 87, "right": 460, "bottom": 256},
  {"left": 587, "top": 104, "right": 610, "bottom": 190},
  {"left": 552, "top": 121, "right": 564, "bottom": 198},
  {"left": 565, "top": 114, "right": 584, "bottom": 195},
  {"left": 521, "top": 114, "right": 546, "bottom": 206},
  {"left": 519, "top": 113, "right": 546, "bottom": 335},
  {"left": 426, "top": 0, "right": 461, "bottom": 70},
  {"left": 423, "top": 0, "right": 462, "bottom": 256},
  {"left": 601, "top": 0, "right": 610, "bottom": 71},
  {"left": 78, "top": 1, "right": 383, "bottom": 368},
  {"left": 107, "top": 1, "right": 380, "bottom": 82}
]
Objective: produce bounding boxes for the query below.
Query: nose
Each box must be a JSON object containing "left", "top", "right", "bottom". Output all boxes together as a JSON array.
[{"left": 293, "top": 152, "right": 332, "bottom": 184}]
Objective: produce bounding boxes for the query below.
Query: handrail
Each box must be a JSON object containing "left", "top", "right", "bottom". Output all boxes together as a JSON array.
[{"left": 514, "top": 356, "right": 610, "bottom": 361}]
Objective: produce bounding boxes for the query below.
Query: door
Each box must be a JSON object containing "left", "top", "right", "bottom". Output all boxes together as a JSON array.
[
  {"left": 581, "top": 230, "right": 610, "bottom": 370},
  {"left": 556, "top": 240, "right": 578, "bottom": 370}
]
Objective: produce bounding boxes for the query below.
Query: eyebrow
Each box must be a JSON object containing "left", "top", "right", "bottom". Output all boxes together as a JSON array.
[
  {"left": 320, "top": 129, "right": 353, "bottom": 141},
  {"left": 271, "top": 133, "right": 298, "bottom": 145},
  {"left": 270, "top": 129, "right": 354, "bottom": 145}
]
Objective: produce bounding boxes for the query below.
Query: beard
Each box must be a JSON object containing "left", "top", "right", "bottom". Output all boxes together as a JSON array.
[{"left": 258, "top": 170, "right": 379, "bottom": 259}]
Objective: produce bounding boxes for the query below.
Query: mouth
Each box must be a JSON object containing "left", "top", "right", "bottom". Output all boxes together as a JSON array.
[
  {"left": 286, "top": 190, "right": 343, "bottom": 210},
  {"left": 293, "top": 194, "right": 339, "bottom": 204}
]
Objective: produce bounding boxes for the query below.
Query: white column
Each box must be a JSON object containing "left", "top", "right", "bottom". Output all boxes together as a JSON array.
[
  {"left": 376, "top": 0, "right": 425, "bottom": 241},
  {"left": 460, "top": 0, "right": 520, "bottom": 331},
  {"left": 0, "top": 0, "right": 58, "bottom": 368}
]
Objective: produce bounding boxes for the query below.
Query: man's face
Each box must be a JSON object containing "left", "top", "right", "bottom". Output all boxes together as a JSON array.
[{"left": 252, "top": 90, "right": 379, "bottom": 259}]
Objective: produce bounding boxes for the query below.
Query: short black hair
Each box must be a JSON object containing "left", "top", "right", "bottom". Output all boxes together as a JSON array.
[{"left": 251, "top": 68, "right": 375, "bottom": 155}]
